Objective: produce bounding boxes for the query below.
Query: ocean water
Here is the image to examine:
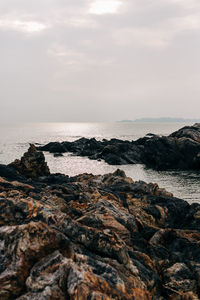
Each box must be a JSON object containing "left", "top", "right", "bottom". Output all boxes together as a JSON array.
[{"left": 0, "top": 122, "right": 199, "bottom": 203}]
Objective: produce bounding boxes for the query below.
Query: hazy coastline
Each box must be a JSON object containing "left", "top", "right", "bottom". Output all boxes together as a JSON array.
[
  {"left": 120, "top": 117, "right": 200, "bottom": 123},
  {"left": 0, "top": 122, "right": 199, "bottom": 203}
]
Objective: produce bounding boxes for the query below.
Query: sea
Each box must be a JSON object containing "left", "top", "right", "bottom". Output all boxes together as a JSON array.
[{"left": 0, "top": 122, "right": 199, "bottom": 204}]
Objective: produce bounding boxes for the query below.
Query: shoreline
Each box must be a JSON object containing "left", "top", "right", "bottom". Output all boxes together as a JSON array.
[
  {"left": 38, "top": 123, "right": 200, "bottom": 171},
  {"left": 0, "top": 145, "right": 199, "bottom": 299}
]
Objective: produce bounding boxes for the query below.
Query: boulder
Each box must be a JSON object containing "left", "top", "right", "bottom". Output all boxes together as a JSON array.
[{"left": 9, "top": 144, "right": 50, "bottom": 179}]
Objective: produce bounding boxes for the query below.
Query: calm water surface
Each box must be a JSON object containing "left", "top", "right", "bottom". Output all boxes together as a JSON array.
[{"left": 0, "top": 122, "right": 199, "bottom": 203}]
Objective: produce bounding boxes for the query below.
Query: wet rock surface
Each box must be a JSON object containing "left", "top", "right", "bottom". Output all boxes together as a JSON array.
[
  {"left": 0, "top": 148, "right": 200, "bottom": 299},
  {"left": 38, "top": 123, "right": 200, "bottom": 170}
]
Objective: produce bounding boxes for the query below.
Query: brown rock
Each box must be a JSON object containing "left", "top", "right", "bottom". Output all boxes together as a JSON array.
[
  {"left": 0, "top": 147, "right": 200, "bottom": 299},
  {"left": 9, "top": 144, "right": 50, "bottom": 179}
]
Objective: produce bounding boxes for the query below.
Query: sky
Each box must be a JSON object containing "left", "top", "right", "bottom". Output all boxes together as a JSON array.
[{"left": 0, "top": 0, "right": 200, "bottom": 122}]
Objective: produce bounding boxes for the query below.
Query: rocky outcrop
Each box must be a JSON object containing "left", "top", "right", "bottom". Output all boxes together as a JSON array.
[
  {"left": 140, "top": 124, "right": 200, "bottom": 170},
  {"left": 9, "top": 144, "right": 50, "bottom": 179},
  {"left": 0, "top": 148, "right": 199, "bottom": 299},
  {"left": 38, "top": 137, "right": 143, "bottom": 165},
  {"left": 38, "top": 123, "right": 200, "bottom": 170},
  {"left": 0, "top": 164, "right": 25, "bottom": 181}
]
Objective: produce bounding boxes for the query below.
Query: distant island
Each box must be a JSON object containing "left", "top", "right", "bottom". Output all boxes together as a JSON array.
[{"left": 119, "top": 117, "right": 200, "bottom": 123}]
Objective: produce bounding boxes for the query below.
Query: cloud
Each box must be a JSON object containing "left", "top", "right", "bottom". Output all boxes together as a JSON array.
[
  {"left": 168, "top": 0, "right": 200, "bottom": 9},
  {"left": 172, "top": 14, "right": 200, "bottom": 31},
  {"left": 48, "top": 45, "right": 86, "bottom": 66},
  {"left": 112, "top": 27, "right": 170, "bottom": 48},
  {"left": 112, "top": 11, "right": 200, "bottom": 48},
  {"left": 0, "top": 0, "right": 200, "bottom": 121},
  {"left": 0, "top": 16, "right": 49, "bottom": 33},
  {"left": 66, "top": 17, "right": 99, "bottom": 29},
  {"left": 48, "top": 44, "right": 114, "bottom": 71},
  {"left": 89, "top": 0, "right": 122, "bottom": 15}
]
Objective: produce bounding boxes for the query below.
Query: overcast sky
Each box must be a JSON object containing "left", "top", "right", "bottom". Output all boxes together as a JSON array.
[{"left": 0, "top": 0, "right": 200, "bottom": 122}]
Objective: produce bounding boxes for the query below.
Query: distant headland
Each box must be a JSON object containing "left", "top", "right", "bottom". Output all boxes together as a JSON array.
[{"left": 119, "top": 117, "right": 200, "bottom": 123}]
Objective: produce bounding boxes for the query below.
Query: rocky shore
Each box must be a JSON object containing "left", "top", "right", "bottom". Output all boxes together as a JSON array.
[
  {"left": 38, "top": 123, "right": 200, "bottom": 170},
  {"left": 0, "top": 145, "right": 200, "bottom": 299}
]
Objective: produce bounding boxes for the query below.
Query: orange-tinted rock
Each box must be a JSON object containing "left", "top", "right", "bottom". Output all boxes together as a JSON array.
[
  {"left": 0, "top": 221, "right": 71, "bottom": 299},
  {"left": 0, "top": 148, "right": 200, "bottom": 299}
]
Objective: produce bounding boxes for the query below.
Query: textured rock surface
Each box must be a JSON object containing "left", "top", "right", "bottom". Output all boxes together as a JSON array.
[
  {"left": 38, "top": 137, "right": 143, "bottom": 165},
  {"left": 140, "top": 123, "right": 200, "bottom": 170},
  {"left": 0, "top": 149, "right": 200, "bottom": 299},
  {"left": 38, "top": 123, "right": 200, "bottom": 170},
  {"left": 9, "top": 144, "right": 50, "bottom": 179}
]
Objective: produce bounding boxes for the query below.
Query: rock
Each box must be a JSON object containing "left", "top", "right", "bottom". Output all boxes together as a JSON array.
[
  {"left": 141, "top": 134, "right": 200, "bottom": 170},
  {"left": 0, "top": 164, "right": 25, "bottom": 181},
  {"left": 38, "top": 124, "right": 200, "bottom": 170},
  {"left": 150, "top": 230, "right": 200, "bottom": 299},
  {"left": 53, "top": 153, "right": 63, "bottom": 157},
  {"left": 138, "top": 124, "right": 200, "bottom": 170},
  {"left": 163, "top": 263, "right": 197, "bottom": 297},
  {"left": 0, "top": 148, "right": 200, "bottom": 299},
  {"left": 0, "top": 221, "right": 71, "bottom": 299},
  {"left": 170, "top": 123, "right": 200, "bottom": 142},
  {"left": 38, "top": 138, "right": 142, "bottom": 166},
  {"left": 9, "top": 144, "right": 50, "bottom": 179}
]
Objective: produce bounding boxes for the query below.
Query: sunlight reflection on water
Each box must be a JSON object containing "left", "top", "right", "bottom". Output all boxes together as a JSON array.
[{"left": 0, "top": 122, "right": 199, "bottom": 203}]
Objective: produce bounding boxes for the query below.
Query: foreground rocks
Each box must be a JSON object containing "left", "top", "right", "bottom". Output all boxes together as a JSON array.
[
  {"left": 38, "top": 123, "right": 200, "bottom": 170},
  {"left": 0, "top": 146, "right": 200, "bottom": 299}
]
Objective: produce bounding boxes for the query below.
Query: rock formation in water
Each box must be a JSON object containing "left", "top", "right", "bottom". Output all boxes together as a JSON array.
[
  {"left": 38, "top": 123, "right": 200, "bottom": 170},
  {"left": 9, "top": 143, "right": 50, "bottom": 179},
  {"left": 38, "top": 137, "right": 143, "bottom": 165},
  {"left": 140, "top": 123, "right": 200, "bottom": 170},
  {"left": 0, "top": 146, "right": 200, "bottom": 299}
]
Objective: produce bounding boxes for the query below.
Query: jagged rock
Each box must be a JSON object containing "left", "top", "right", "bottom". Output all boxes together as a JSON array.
[
  {"left": 170, "top": 123, "right": 200, "bottom": 142},
  {"left": 0, "top": 164, "right": 25, "bottom": 181},
  {"left": 9, "top": 144, "right": 50, "bottom": 179},
  {"left": 141, "top": 134, "right": 200, "bottom": 170},
  {"left": 162, "top": 263, "right": 197, "bottom": 298},
  {"left": 38, "top": 138, "right": 143, "bottom": 166},
  {"left": 38, "top": 124, "right": 200, "bottom": 170},
  {"left": 0, "top": 221, "right": 71, "bottom": 299},
  {"left": 137, "top": 123, "right": 200, "bottom": 170},
  {"left": 0, "top": 148, "right": 200, "bottom": 299}
]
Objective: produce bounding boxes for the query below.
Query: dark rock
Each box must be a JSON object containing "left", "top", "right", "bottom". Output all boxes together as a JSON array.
[
  {"left": 170, "top": 123, "right": 200, "bottom": 142},
  {"left": 162, "top": 263, "right": 197, "bottom": 297},
  {"left": 38, "top": 123, "right": 200, "bottom": 170},
  {"left": 141, "top": 134, "right": 200, "bottom": 170},
  {"left": 0, "top": 164, "right": 25, "bottom": 181},
  {"left": 9, "top": 144, "right": 50, "bottom": 179},
  {"left": 38, "top": 138, "right": 142, "bottom": 166},
  {"left": 38, "top": 142, "right": 66, "bottom": 153},
  {"left": 140, "top": 124, "right": 200, "bottom": 170},
  {"left": 53, "top": 153, "right": 63, "bottom": 157}
]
